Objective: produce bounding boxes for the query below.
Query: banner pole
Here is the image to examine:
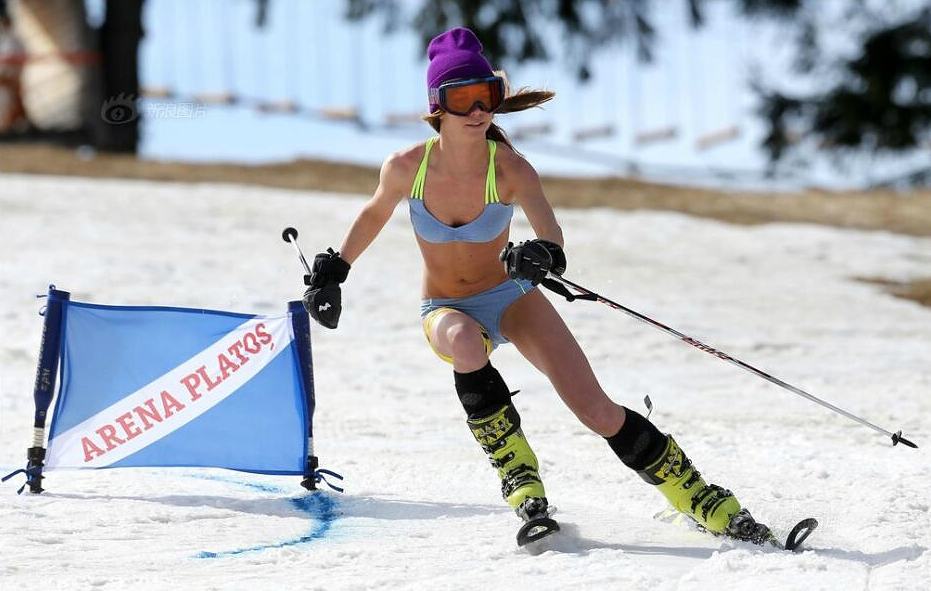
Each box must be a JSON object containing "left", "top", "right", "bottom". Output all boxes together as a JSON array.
[
  {"left": 289, "top": 300, "right": 319, "bottom": 490},
  {"left": 28, "top": 286, "right": 70, "bottom": 493}
]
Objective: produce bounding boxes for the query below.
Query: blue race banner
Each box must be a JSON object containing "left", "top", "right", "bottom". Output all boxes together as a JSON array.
[{"left": 44, "top": 296, "right": 311, "bottom": 475}]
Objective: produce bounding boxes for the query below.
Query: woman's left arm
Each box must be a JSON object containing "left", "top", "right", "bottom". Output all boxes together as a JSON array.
[{"left": 511, "top": 157, "right": 564, "bottom": 246}]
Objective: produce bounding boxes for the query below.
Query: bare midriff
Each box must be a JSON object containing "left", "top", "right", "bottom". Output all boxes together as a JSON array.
[{"left": 418, "top": 231, "right": 510, "bottom": 298}]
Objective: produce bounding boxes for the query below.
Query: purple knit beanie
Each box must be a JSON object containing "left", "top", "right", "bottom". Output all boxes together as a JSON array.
[{"left": 426, "top": 27, "right": 494, "bottom": 112}]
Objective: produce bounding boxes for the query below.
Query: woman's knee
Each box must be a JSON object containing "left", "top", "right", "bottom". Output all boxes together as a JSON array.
[
  {"left": 446, "top": 322, "right": 488, "bottom": 363},
  {"left": 427, "top": 312, "right": 488, "bottom": 370}
]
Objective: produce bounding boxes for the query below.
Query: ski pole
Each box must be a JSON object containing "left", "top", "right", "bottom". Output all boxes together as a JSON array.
[
  {"left": 541, "top": 274, "right": 918, "bottom": 449},
  {"left": 281, "top": 227, "right": 312, "bottom": 280}
]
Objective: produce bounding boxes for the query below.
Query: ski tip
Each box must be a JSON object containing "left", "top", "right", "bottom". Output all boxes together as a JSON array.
[
  {"left": 517, "top": 517, "right": 560, "bottom": 547},
  {"left": 892, "top": 431, "right": 919, "bottom": 449},
  {"left": 784, "top": 518, "right": 818, "bottom": 552}
]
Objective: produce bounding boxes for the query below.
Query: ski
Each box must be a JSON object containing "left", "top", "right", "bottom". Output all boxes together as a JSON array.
[
  {"left": 515, "top": 497, "right": 560, "bottom": 547},
  {"left": 724, "top": 508, "right": 818, "bottom": 552},
  {"left": 516, "top": 515, "right": 560, "bottom": 547},
  {"left": 655, "top": 508, "right": 818, "bottom": 552},
  {"left": 778, "top": 517, "right": 819, "bottom": 552}
]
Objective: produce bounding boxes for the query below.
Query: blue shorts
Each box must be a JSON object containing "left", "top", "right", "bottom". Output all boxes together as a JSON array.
[{"left": 420, "top": 278, "right": 535, "bottom": 362}]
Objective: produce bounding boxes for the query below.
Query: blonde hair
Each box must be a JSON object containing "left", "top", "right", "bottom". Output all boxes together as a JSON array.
[{"left": 423, "top": 71, "right": 555, "bottom": 155}]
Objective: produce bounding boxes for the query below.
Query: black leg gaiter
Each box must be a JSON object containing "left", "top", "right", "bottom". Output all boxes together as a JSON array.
[
  {"left": 453, "top": 361, "right": 512, "bottom": 419},
  {"left": 605, "top": 408, "right": 669, "bottom": 471}
]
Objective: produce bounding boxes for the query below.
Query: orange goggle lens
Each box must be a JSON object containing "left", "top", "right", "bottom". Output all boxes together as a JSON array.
[{"left": 437, "top": 77, "right": 504, "bottom": 116}]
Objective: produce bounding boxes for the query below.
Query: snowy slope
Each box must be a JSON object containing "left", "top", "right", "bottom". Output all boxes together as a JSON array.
[{"left": 1, "top": 174, "right": 929, "bottom": 590}]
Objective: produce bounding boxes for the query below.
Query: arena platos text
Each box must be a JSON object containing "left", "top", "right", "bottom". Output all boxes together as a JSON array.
[{"left": 79, "top": 323, "right": 274, "bottom": 462}]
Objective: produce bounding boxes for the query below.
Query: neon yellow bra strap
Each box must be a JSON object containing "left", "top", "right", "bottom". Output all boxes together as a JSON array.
[
  {"left": 485, "top": 140, "right": 500, "bottom": 205},
  {"left": 412, "top": 137, "right": 498, "bottom": 203},
  {"left": 411, "top": 137, "right": 437, "bottom": 200}
]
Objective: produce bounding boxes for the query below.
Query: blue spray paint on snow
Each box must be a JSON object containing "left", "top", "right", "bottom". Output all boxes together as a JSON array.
[{"left": 189, "top": 473, "right": 340, "bottom": 559}]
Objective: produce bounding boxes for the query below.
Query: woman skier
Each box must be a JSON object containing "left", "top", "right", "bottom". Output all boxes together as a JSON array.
[{"left": 302, "top": 26, "right": 770, "bottom": 547}]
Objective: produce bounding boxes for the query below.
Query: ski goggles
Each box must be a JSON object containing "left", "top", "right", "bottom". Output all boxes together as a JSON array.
[{"left": 429, "top": 76, "right": 505, "bottom": 116}]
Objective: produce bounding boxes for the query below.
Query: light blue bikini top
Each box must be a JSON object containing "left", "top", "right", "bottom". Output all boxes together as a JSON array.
[{"left": 409, "top": 136, "right": 513, "bottom": 244}]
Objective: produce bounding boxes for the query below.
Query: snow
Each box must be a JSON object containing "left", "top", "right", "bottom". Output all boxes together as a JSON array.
[{"left": 1, "top": 173, "right": 929, "bottom": 590}]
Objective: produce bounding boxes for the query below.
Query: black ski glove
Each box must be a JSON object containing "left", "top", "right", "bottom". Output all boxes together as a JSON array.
[
  {"left": 500, "top": 239, "right": 567, "bottom": 285},
  {"left": 302, "top": 248, "right": 351, "bottom": 329}
]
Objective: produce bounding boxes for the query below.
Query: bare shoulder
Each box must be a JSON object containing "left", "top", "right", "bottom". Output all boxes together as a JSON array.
[
  {"left": 494, "top": 142, "right": 542, "bottom": 203},
  {"left": 380, "top": 141, "right": 428, "bottom": 191}
]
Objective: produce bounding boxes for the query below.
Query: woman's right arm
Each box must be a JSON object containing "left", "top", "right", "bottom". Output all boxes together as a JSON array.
[{"left": 337, "top": 152, "right": 410, "bottom": 264}]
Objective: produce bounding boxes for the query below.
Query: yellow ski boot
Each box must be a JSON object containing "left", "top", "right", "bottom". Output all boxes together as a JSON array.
[
  {"left": 468, "top": 404, "right": 559, "bottom": 545},
  {"left": 637, "top": 435, "right": 742, "bottom": 533},
  {"left": 468, "top": 404, "right": 546, "bottom": 509}
]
